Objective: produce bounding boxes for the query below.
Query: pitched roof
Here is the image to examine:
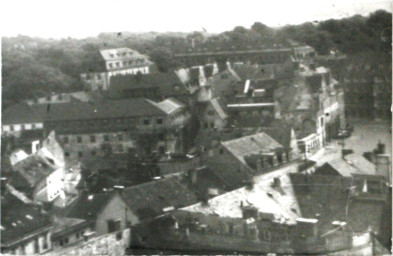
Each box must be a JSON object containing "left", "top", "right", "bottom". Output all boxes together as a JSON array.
[
  {"left": 221, "top": 132, "right": 283, "bottom": 167},
  {"left": 209, "top": 98, "right": 228, "bottom": 120},
  {"left": 66, "top": 193, "right": 116, "bottom": 220},
  {"left": 182, "top": 173, "right": 301, "bottom": 224},
  {"left": 289, "top": 172, "right": 387, "bottom": 235},
  {"left": 122, "top": 176, "right": 198, "bottom": 220},
  {"left": 148, "top": 98, "right": 186, "bottom": 115},
  {"left": 318, "top": 157, "right": 375, "bottom": 178},
  {"left": 234, "top": 64, "right": 275, "bottom": 81},
  {"left": 344, "top": 154, "right": 376, "bottom": 175},
  {"left": 44, "top": 98, "right": 166, "bottom": 122},
  {"left": 259, "top": 125, "right": 293, "bottom": 149},
  {"left": 1, "top": 192, "right": 52, "bottom": 246},
  {"left": 100, "top": 48, "right": 149, "bottom": 62},
  {"left": 2, "top": 103, "right": 48, "bottom": 125},
  {"left": 12, "top": 154, "right": 59, "bottom": 187},
  {"left": 109, "top": 72, "right": 189, "bottom": 98}
]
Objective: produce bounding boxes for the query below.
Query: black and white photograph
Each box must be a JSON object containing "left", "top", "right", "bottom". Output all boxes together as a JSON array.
[{"left": 0, "top": 0, "right": 392, "bottom": 255}]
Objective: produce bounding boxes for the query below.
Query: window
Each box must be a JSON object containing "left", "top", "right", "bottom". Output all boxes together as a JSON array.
[
  {"left": 143, "top": 119, "right": 150, "bottom": 125},
  {"left": 57, "top": 94, "right": 63, "bottom": 100},
  {"left": 65, "top": 152, "right": 70, "bottom": 157},
  {"left": 210, "top": 122, "right": 215, "bottom": 128},
  {"left": 78, "top": 152, "right": 83, "bottom": 158},
  {"left": 109, "top": 63, "right": 113, "bottom": 68},
  {"left": 219, "top": 148, "right": 224, "bottom": 154},
  {"left": 156, "top": 118, "right": 163, "bottom": 125},
  {"left": 34, "top": 239, "right": 39, "bottom": 253},
  {"left": 107, "top": 219, "right": 121, "bottom": 233},
  {"left": 123, "top": 61, "right": 127, "bottom": 66},
  {"left": 90, "top": 135, "right": 96, "bottom": 143},
  {"left": 158, "top": 133, "right": 164, "bottom": 140},
  {"left": 43, "top": 234, "right": 48, "bottom": 249},
  {"left": 104, "top": 135, "right": 109, "bottom": 142},
  {"left": 46, "top": 96, "right": 51, "bottom": 101},
  {"left": 204, "top": 122, "right": 208, "bottom": 129},
  {"left": 63, "top": 137, "right": 69, "bottom": 144},
  {"left": 91, "top": 151, "right": 96, "bottom": 156},
  {"left": 32, "top": 124, "right": 36, "bottom": 129},
  {"left": 76, "top": 232, "right": 80, "bottom": 239},
  {"left": 77, "top": 136, "right": 82, "bottom": 143}
]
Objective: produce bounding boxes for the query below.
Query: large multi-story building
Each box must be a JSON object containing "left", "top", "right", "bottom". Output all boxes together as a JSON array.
[
  {"left": 43, "top": 98, "right": 191, "bottom": 162},
  {"left": 80, "top": 48, "right": 154, "bottom": 91}
]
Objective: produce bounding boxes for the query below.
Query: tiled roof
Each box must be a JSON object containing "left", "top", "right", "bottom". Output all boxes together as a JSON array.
[
  {"left": 2, "top": 103, "right": 48, "bottom": 125},
  {"left": 44, "top": 98, "right": 166, "bottom": 122},
  {"left": 12, "top": 154, "right": 59, "bottom": 187},
  {"left": 289, "top": 173, "right": 387, "bottom": 234},
  {"left": 221, "top": 132, "right": 283, "bottom": 167},
  {"left": 109, "top": 73, "right": 189, "bottom": 98},
  {"left": 122, "top": 176, "right": 199, "bottom": 220},
  {"left": 1, "top": 192, "right": 52, "bottom": 246},
  {"left": 182, "top": 173, "right": 301, "bottom": 224},
  {"left": 317, "top": 157, "right": 375, "bottom": 178},
  {"left": 67, "top": 193, "right": 116, "bottom": 220}
]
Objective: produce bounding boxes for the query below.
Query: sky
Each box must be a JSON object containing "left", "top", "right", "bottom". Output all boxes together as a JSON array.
[{"left": 0, "top": 0, "right": 391, "bottom": 39}]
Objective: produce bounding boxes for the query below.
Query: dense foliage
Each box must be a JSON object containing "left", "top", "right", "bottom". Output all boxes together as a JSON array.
[{"left": 2, "top": 10, "right": 391, "bottom": 107}]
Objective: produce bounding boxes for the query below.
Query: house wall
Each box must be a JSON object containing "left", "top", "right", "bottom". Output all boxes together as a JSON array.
[
  {"left": 6, "top": 231, "right": 52, "bottom": 255},
  {"left": 52, "top": 226, "right": 93, "bottom": 250},
  {"left": 53, "top": 228, "right": 130, "bottom": 256},
  {"left": 41, "top": 131, "right": 65, "bottom": 167},
  {"left": 200, "top": 104, "right": 226, "bottom": 131},
  {"left": 2, "top": 123, "right": 43, "bottom": 134},
  {"left": 95, "top": 195, "right": 138, "bottom": 236}
]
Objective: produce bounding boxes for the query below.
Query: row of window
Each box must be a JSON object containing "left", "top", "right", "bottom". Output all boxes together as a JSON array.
[
  {"left": 8, "top": 123, "right": 38, "bottom": 131},
  {"left": 63, "top": 134, "right": 123, "bottom": 144},
  {"left": 64, "top": 144, "right": 126, "bottom": 158},
  {"left": 107, "top": 59, "right": 145, "bottom": 69}
]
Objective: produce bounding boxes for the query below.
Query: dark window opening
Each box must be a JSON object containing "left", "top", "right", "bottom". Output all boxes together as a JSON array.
[
  {"left": 90, "top": 135, "right": 96, "bottom": 143},
  {"left": 143, "top": 119, "right": 150, "bottom": 125},
  {"left": 77, "top": 136, "right": 82, "bottom": 143}
]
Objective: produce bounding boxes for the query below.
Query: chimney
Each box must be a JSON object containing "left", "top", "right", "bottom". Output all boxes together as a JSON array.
[
  {"left": 375, "top": 154, "right": 391, "bottom": 184},
  {"left": 377, "top": 142, "right": 385, "bottom": 154}
]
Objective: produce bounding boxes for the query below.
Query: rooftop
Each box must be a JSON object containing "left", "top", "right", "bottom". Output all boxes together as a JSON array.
[
  {"left": 66, "top": 193, "right": 116, "bottom": 220},
  {"left": 122, "top": 176, "right": 199, "bottom": 220},
  {"left": 2, "top": 103, "right": 48, "bottom": 125},
  {"left": 1, "top": 192, "right": 52, "bottom": 246},
  {"left": 221, "top": 132, "right": 283, "bottom": 168},
  {"left": 44, "top": 98, "right": 167, "bottom": 122},
  {"left": 100, "top": 48, "right": 149, "bottom": 62},
  {"left": 12, "top": 154, "right": 59, "bottom": 188},
  {"left": 182, "top": 173, "right": 301, "bottom": 225}
]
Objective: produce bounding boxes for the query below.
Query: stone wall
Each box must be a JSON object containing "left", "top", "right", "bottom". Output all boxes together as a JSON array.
[{"left": 46, "top": 229, "right": 130, "bottom": 256}]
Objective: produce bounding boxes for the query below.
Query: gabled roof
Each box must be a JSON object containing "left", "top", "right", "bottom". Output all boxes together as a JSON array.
[
  {"left": 44, "top": 98, "right": 166, "bottom": 122},
  {"left": 66, "top": 193, "right": 116, "bottom": 220},
  {"left": 12, "top": 154, "right": 59, "bottom": 187},
  {"left": 122, "top": 176, "right": 198, "bottom": 220},
  {"left": 221, "top": 132, "right": 283, "bottom": 167},
  {"left": 1, "top": 191, "right": 52, "bottom": 246},
  {"left": 2, "top": 103, "right": 48, "bottom": 125},
  {"left": 344, "top": 154, "right": 375, "bottom": 175}
]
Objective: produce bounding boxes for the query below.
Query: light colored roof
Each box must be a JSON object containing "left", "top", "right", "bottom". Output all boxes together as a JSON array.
[
  {"left": 325, "top": 158, "right": 361, "bottom": 177},
  {"left": 344, "top": 154, "right": 376, "bottom": 175},
  {"left": 181, "top": 173, "right": 301, "bottom": 224},
  {"left": 148, "top": 98, "right": 185, "bottom": 115},
  {"left": 100, "top": 47, "right": 148, "bottom": 62},
  {"left": 221, "top": 132, "right": 283, "bottom": 167},
  {"left": 210, "top": 98, "right": 228, "bottom": 120}
]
